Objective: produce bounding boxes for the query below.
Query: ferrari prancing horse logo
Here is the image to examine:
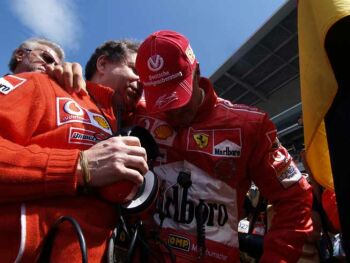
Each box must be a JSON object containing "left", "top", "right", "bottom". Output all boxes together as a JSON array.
[{"left": 193, "top": 133, "right": 209, "bottom": 149}]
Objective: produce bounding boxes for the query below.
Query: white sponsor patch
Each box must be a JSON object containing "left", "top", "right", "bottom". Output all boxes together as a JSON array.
[
  {"left": 0, "top": 75, "right": 26, "bottom": 94},
  {"left": 187, "top": 128, "right": 242, "bottom": 158},
  {"left": 153, "top": 160, "right": 239, "bottom": 247},
  {"left": 238, "top": 219, "right": 250, "bottom": 234},
  {"left": 185, "top": 45, "right": 196, "bottom": 64},
  {"left": 68, "top": 127, "right": 108, "bottom": 146},
  {"left": 213, "top": 139, "right": 241, "bottom": 157},
  {"left": 278, "top": 162, "right": 302, "bottom": 188},
  {"left": 56, "top": 97, "right": 112, "bottom": 135}
]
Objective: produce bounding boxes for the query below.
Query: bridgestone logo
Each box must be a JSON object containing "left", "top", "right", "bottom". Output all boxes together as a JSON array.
[
  {"left": 214, "top": 147, "right": 240, "bottom": 156},
  {"left": 72, "top": 132, "right": 98, "bottom": 142}
]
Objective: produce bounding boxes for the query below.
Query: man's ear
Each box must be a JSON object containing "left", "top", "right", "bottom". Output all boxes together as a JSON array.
[
  {"left": 96, "top": 55, "right": 108, "bottom": 74},
  {"left": 15, "top": 49, "right": 25, "bottom": 62}
]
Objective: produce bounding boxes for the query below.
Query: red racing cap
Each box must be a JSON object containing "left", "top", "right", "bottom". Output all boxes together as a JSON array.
[{"left": 136, "top": 30, "right": 198, "bottom": 113}]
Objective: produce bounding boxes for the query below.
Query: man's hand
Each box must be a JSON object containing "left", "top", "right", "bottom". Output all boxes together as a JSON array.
[
  {"left": 46, "top": 62, "right": 87, "bottom": 94},
  {"left": 77, "top": 136, "right": 148, "bottom": 187}
]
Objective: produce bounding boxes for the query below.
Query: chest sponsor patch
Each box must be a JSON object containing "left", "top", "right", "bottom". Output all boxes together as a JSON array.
[
  {"left": 187, "top": 128, "right": 242, "bottom": 157},
  {"left": 193, "top": 133, "right": 209, "bottom": 148},
  {"left": 154, "top": 124, "right": 174, "bottom": 140},
  {"left": 56, "top": 97, "right": 112, "bottom": 135},
  {"left": 69, "top": 127, "right": 108, "bottom": 146},
  {"left": 135, "top": 116, "right": 177, "bottom": 146},
  {"left": 153, "top": 161, "right": 239, "bottom": 248},
  {"left": 0, "top": 75, "right": 26, "bottom": 94},
  {"left": 168, "top": 234, "right": 190, "bottom": 252}
]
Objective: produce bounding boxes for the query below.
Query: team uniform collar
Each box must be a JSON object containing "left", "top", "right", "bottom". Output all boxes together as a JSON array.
[
  {"left": 86, "top": 81, "right": 115, "bottom": 109},
  {"left": 192, "top": 77, "right": 217, "bottom": 123}
]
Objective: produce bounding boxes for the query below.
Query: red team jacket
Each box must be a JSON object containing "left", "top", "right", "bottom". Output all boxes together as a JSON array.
[
  {"left": 133, "top": 77, "right": 313, "bottom": 263},
  {"left": 0, "top": 73, "right": 118, "bottom": 262},
  {"left": 0, "top": 72, "right": 312, "bottom": 262}
]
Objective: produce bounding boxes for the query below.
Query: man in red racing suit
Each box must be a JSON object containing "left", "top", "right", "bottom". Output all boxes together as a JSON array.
[
  {"left": 132, "top": 30, "right": 313, "bottom": 263},
  {"left": 0, "top": 39, "right": 147, "bottom": 262}
]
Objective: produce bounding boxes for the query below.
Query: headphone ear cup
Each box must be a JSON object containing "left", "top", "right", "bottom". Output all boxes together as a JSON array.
[
  {"left": 121, "top": 170, "right": 159, "bottom": 215},
  {"left": 102, "top": 126, "right": 159, "bottom": 213}
]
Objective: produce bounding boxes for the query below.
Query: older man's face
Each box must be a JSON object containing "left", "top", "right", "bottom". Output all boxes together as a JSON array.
[{"left": 15, "top": 44, "right": 61, "bottom": 73}]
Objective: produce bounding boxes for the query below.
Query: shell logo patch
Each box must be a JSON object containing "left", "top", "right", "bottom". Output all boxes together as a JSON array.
[
  {"left": 93, "top": 115, "right": 110, "bottom": 129},
  {"left": 134, "top": 116, "right": 176, "bottom": 146},
  {"left": 193, "top": 133, "right": 209, "bottom": 149},
  {"left": 154, "top": 124, "right": 173, "bottom": 140}
]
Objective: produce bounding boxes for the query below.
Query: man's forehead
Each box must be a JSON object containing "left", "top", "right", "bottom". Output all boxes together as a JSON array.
[{"left": 116, "top": 52, "right": 136, "bottom": 67}]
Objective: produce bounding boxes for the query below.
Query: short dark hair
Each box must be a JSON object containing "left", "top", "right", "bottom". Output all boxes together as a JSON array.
[
  {"left": 8, "top": 38, "right": 65, "bottom": 72},
  {"left": 85, "top": 39, "right": 140, "bottom": 80}
]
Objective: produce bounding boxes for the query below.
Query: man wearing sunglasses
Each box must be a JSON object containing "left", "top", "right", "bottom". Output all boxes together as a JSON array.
[
  {"left": 0, "top": 39, "right": 148, "bottom": 262},
  {"left": 9, "top": 38, "right": 63, "bottom": 73}
]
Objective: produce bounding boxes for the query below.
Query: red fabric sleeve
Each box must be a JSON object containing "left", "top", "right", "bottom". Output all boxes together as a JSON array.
[
  {"left": 249, "top": 115, "right": 313, "bottom": 263},
  {"left": 322, "top": 189, "right": 341, "bottom": 232},
  {"left": 0, "top": 73, "right": 78, "bottom": 202}
]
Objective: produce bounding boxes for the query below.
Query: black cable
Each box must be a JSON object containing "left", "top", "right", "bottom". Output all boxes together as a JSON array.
[
  {"left": 38, "top": 215, "right": 88, "bottom": 263},
  {"left": 195, "top": 200, "right": 206, "bottom": 259},
  {"left": 125, "top": 224, "right": 139, "bottom": 263}
]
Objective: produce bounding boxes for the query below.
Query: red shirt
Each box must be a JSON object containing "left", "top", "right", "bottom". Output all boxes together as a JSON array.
[
  {"left": 133, "top": 77, "right": 313, "bottom": 263},
  {"left": 0, "top": 73, "right": 117, "bottom": 262}
]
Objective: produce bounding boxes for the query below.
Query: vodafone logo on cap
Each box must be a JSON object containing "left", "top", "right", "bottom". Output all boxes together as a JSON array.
[{"left": 147, "top": 55, "right": 164, "bottom": 72}]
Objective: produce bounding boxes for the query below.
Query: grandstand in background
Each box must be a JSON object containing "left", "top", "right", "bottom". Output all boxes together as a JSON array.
[{"left": 210, "top": 0, "right": 303, "bottom": 166}]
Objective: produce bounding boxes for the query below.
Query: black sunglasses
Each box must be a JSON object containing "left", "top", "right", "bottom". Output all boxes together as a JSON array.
[{"left": 23, "top": 48, "right": 59, "bottom": 65}]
